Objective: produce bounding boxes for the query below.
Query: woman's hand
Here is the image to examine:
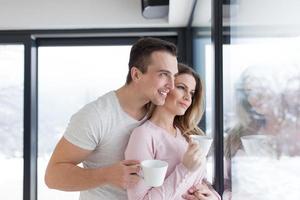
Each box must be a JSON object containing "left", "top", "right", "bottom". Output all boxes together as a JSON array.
[
  {"left": 182, "top": 183, "right": 219, "bottom": 200},
  {"left": 182, "top": 141, "right": 204, "bottom": 172}
]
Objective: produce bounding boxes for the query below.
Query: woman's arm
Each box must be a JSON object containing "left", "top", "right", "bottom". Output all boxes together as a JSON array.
[{"left": 125, "top": 128, "right": 205, "bottom": 200}]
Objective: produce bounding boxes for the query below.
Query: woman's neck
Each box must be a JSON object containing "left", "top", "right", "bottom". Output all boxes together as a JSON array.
[
  {"left": 262, "top": 113, "right": 282, "bottom": 134},
  {"left": 150, "top": 108, "right": 176, "bottom": 135}
]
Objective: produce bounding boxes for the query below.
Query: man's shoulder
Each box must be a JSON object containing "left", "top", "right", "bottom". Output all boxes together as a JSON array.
[
  {"left": 92, "top": 91, "right": 117, "bottom": 109},
  {"left": 72, "top": 91, "right": 116, "bottom": 120}
]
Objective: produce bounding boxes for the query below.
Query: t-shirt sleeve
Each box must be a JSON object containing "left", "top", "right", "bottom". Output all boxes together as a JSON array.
[{"left": 63, "top": 104, "right": 102, "bottom": 150}]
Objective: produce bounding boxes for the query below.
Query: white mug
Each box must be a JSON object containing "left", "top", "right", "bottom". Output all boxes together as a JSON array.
[
  {"left": 140, "top": 159, "right": 168, "bottom": 187},
  {"left": 241, "top": 135, "right": 276, "bottom": 157},
  {"left": 190, "top": 135, "right": 213, "bottom": 156}
]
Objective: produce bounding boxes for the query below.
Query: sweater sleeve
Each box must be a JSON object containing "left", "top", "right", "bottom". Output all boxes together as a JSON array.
[
  {"left": 193, "top": 163, "right": 221, "bottom": 200},
  {"left": 125, "top": 126, "right": 204, "bottom": 200},
  {"left": 202, "top": 178, "right": 222, "bottom": 200}
]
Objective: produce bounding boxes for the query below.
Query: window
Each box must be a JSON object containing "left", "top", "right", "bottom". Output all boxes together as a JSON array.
[
  {"left": 0, "top": 45, "right": 24, "bottom": 199},
  {"left": 223, "top": 38, "right": 300, "bottom": 200},
  {"left": 38, "top": 45, "right": 131, "bottom": 199}
]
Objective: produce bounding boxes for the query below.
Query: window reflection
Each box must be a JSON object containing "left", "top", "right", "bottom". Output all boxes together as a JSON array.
[{"left": 223, "top": 39, "right": 300, "bottom": 200}]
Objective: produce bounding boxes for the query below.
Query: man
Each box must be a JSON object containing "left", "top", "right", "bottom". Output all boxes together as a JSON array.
[{"left": 45, "top": 37, "right": 178, "bottom": 200}]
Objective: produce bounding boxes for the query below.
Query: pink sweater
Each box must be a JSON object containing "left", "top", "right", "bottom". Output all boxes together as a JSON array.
[{"left": 125, "top": 121, "right": 207, "bottom": 200}]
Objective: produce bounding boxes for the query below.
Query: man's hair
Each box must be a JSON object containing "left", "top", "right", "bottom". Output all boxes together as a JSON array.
[{"left": 126, "top": 37, "right": 177, "bottom": 84}]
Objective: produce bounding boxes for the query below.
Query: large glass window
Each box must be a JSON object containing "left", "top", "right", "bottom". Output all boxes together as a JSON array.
[
  {"left": 38, "top": 45, "right": 131, "bottom": 199},
  {"left": 194, "top": 1, "right": 300, "bottom": 199},
  {"left": 220, "top": 1, "right": 300, "bottom": 199},
  {"left": 0, "top": 45, "right": 24, "bottom": 199},
  {"left": 223, "top": 38, "right": 300, "bottom": 200},
  {"left": 195, "top": 36, "right": 300, "bottom": 199}
]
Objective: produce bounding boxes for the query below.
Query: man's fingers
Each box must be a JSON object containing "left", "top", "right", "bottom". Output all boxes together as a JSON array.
[
  {"left": 188, "top": 186, "right": 198, "bottom": 194},
  {"left": 128, "top": 165, "right": 140, "bottom": 174},
  {"left": 195, "top": 191, "right": 207, "bottom": 200},
  {"left": 182, "top": 194, "right": 198, "bottom": 200},
  {"left": 197, "top": 187, "right": 210, "bottom": 195},
  {"left": 122, "top": 160, "right": 140, "bottom": 166}
]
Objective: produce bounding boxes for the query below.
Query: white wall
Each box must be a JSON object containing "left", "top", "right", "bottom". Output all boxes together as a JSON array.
[
  {"left": 0, "top": 0, "right": 194, "bottom": 30},
  {"left": 2, "top": 0, "right": 300, "bottom": 31},
  {"left": 193, "top": 0, "right": 300, "bottom": 35}
]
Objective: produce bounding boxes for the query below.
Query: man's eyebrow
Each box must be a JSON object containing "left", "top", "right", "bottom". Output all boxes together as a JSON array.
[{"left": 157, "top": 69, "right": 172, "bottom": 74}]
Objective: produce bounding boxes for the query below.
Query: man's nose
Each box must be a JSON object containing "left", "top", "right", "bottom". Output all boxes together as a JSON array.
[{"left": 167, "top": 76, "right": 175, "bottom": 90}]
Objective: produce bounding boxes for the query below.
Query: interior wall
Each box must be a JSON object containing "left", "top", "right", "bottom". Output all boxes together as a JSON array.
[
  {"left": 193, "top": 0, "right": 300, "bottom": 35},
  {"left": 0, "top": 0, "right": 168, "bottom": 30}
]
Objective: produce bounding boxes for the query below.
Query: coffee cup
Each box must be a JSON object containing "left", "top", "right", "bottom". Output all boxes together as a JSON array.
[
  {"left": 190, "top": 135, "right": 213, "bottom": 156},
  {"left": 140, "top": 159, "right": 168, "bottom": 187},
  {"left": 241, "top": 135, "right": 276, "bottom": 157}
]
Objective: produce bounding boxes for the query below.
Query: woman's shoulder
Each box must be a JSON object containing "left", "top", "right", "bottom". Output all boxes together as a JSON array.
[{"left": 131, "top": 120, "right": 157, "bottom": 137}]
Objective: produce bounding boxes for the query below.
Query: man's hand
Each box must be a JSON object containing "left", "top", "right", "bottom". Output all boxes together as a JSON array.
[
  {"left": 104, "top": 160, "right": 141, "bottom": 189},
  {"left": 182, "top": 183, "right": 219, "bottom": 200}
]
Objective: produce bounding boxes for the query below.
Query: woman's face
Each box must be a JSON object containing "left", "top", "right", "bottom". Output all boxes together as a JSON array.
[
  {"left": 243, "top": 77, "right": 275, "bottom": 115},
  {"left": 163, "top": 73, "right": 196, "bottom": 116}
]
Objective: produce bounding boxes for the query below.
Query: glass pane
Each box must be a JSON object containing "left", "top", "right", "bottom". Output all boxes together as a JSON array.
[
  {"left": 0, "top": 45, "right": 24, "bottom": 199},
  {"left": 193, "top": 0, "right": 214, "bottom": 184},
  {"left": 223, "top": 0, "right": 300, "bottom": 198},
  {"left": 38, "top": 46, "right": 131, "bottom": 200},
  {"left": 193, "top": 37, "right": 214, "bottom": 183}
]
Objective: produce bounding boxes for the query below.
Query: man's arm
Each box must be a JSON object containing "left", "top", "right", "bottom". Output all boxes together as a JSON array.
[{"left": 45, "top": 137, "right": 140, "bottom": 191}]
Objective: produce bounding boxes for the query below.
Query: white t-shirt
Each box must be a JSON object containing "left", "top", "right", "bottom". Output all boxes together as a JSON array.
[{"left": 64, "top": 91, "right": 145, "bottom": 200}]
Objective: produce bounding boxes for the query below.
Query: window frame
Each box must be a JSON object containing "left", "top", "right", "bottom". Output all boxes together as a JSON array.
[{"left": 1, "top": 28, "right": 189, "bottom": 200}]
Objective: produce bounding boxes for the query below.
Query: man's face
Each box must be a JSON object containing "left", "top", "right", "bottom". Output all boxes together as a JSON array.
[{"left": 138, "top": 51, "right": 178, "bottom": 105}]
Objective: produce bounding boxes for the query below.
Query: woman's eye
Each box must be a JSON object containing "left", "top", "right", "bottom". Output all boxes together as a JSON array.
[{"left": 176, "top": 85, "right": 185, "bottom": 90}]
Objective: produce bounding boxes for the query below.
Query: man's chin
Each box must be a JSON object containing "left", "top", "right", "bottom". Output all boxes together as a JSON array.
[{"left": 152, "top": 98, "right": 165, "bottom": 106}]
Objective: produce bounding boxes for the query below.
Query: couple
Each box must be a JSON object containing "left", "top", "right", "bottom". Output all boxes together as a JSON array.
[{"left": 45, "top": 37, "right": 220, "bottom": 200}]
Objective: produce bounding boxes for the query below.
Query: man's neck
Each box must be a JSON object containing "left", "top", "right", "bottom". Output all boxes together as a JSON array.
[{"left": 115, "top": 84, "right": 149, "bottom": 121}]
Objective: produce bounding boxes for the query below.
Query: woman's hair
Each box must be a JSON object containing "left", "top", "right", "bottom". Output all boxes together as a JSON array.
[{"left": 173, "top": 63, "right": 205, "bottom": 140}]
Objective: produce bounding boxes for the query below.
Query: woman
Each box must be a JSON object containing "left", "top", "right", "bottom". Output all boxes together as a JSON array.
[{"left": 125, "top": 63, "right": 220, "bottom": 200}]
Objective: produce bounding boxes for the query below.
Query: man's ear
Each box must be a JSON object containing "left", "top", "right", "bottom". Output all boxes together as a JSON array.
[{"left": 131, "top": 67, "right": 142, "bottom": 82}]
